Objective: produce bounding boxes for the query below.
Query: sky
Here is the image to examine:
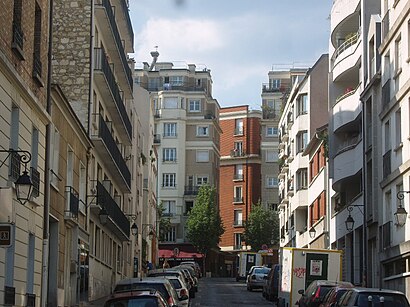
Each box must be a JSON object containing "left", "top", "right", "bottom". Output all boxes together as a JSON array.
[{"left": 129, "top": 0, "right": 333, "bottom": 109}]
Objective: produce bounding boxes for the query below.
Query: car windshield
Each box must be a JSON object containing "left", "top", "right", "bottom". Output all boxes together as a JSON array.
[
  {"left": 254, "top": 268, "right": 270, "bottom": 275},
  {"left": 114, "top": 284, "right": 169, "bottom": 300},
  {"left": 168, "top": 279, "right": 182, "bottom": 289},
  {"left": 357, "top": 293, "right": 410, "bottom": 307},
  {"left": 104, "top": 297, "right": 158, "bottom": 307}
]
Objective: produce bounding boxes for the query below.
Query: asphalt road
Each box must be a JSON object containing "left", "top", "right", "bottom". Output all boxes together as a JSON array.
[{"left": 192, "top": 277, "right": 275, "bottom": 307}]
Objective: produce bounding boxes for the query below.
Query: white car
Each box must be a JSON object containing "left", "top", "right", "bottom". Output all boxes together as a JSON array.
[
  {"left": 246, "top": 266, "right": 271, "bottom": 291},
  {"left": 163, "top": 275, "right": 190, "bottom": 307}
]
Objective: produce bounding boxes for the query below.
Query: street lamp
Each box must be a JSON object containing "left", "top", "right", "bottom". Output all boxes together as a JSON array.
[
  {"left": 344, "top": 205, "right": 364, "bottom": 232},
  {"left": 395, "top": 191, "right": 409, "bottom": 227},
  {"left": 0, "top": 149, "right": 34, "bottom": 205},
  {"left": 309, "top": 226, "right": 316, "bottom": 239}
]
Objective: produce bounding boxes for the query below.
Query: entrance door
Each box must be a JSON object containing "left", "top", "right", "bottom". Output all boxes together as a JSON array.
[{"left": 305, "top": 253, "right": 328, "bottom": 289}]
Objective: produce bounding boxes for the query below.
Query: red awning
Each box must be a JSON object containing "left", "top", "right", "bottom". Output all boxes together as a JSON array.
[{"left": 159, "top": 249, "right": 203, "bottom": 259}]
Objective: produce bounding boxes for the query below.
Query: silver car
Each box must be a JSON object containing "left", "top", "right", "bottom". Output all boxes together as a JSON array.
[{"left": 246, "top": 266, "right": 271, "bottom": 291}]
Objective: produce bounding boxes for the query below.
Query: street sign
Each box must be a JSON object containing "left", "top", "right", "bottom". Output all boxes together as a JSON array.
[{"left": 0, "top": 224, "right": 12, "bottom": 247}]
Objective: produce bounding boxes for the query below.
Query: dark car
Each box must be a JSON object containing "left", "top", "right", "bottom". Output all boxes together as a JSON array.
[
  {"left": 337, "top": 287, "right": 410, "bottom": 307},
  {"left": 319, "top": 285, "right": 354, "bottom": 307},
  {"left": 298, "top": 280, "right": 353, "bottom": 307},
  {"left": 262, "top": 264, "right": 280, "bottom": 302},
  {"left": 104, "top": 289, "right": 170, "bottom": 307},
  {"left": 113, "top": 277, "right": 180, "bottom": 307}
]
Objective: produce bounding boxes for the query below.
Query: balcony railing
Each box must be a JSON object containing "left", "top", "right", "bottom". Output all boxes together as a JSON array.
[
  {"left": 184, "top": 186, "right": 199, "bottom": 195},
  {"left": 97, "top": 181, "right": 130, "bottom": 239},
  {"left": 94, "top": 48, "right": 132, "bottom": 140},
  {"left": 230, "top": 150, "right": 246, "bottom": 157},
  {"left": 332, "top": 29, "right": 361, "bottom": 62},
  {"left": 234, "top": 174, "right": 243, "bottom": 180},
  {"left": 381, "top": 221, "right": 391, "bottom": 250},
  {"left": 97, "top": 0, "right": 133, "bottom": 91},
  {"left": 65, "top": 186, "right": 79, "bottom": 220},
  {"left": 30, "top": 167, "right": 40, "bottom": 198},
  {"left": 96, "top": 114, "right": 131, "bottom": 188},
  {"left": 233, "top": 196, "right": 243, "bottom": 203},
  {"left": 234, "top": 128, "right": 244, "bottom": 135},
  {"left": 262, "top": 83, "right": 282, "bottom": 93},
  {"left": 383, "top": 150, "right": 391, "bottom": 179},
  {"left": 335, "top": 134, "right": 361, "bottom": 155},
  {"left": 233, "top": 220, "right": 244, "bottom": 227},
  {"left": 33, "top": 53, "right": 42, "bottom": 79},
  {"left": 153, "top": 134, "right": 161, "bottom": 144},
  {"left": 12, "top": 23, "right": 24, "bottom": 59},
  {"left": 119, "top": 0, "right": 134, "bottom": 45},
  {"left": 135, "top": 80, "right": 207, "bottom": 93}
]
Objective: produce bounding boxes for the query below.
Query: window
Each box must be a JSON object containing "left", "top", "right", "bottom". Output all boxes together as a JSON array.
[
  {"left": 12, "top": 0, "right": 24, "bottom": 57},
  {"left": 163, "top": 173, "right": 176, "bottom": 188},
  {"left": 395, "top": 108, "right": 402, "bottom": 148},
  {"left": 163, "top": 148, "right": 177, "bottom": 162},
  {"left": 270, "top": 79, "right": 281, "bottom": 89},
  {"left": 234, "top": 141, "right": 243, "bottom": 155},
  {"left": 385, "top": 190, "right": 392, "bottom": 222},
  {"left": 266, "top": 176, "right": 278, "bottom": 188},
  {"left": 196, "top": 176, "right": 208, "bottom": 186},
  {"left": 164, "top": 226, "right": 176, "bottom": 242},
  {"left": 164, "top": 97, "right": 178, "bottom": 109},
  {"left": 296, "top": 130, "right": 308, "bottom": 153},
  {"left": 234, "top": 186, "right": 243, "bottom": 202},
  {"left": 395, "top": 36, "right": 402, "bottom": 73},
  {"left": 163, "top": 200, "right": 176, "bottom": 216},
  {"left": 196, "top": 150, "right": 209, "bottom": 162},
  {"left": 266, "top": 126, "right": 278, "bottom": 137},
  {"left": 51, "top": 127, "right": 60, "bottom": 186},
  {"left": 164, "top": 123, "right": 177, "bottom": 137},
  {"left": 197, "top": 125, "right": 209, "bottom": 136},
  {"left": 170, "top": 76, "right": 183, "bottom": 86},
  {"left": 234, "top": 233, "right": 243, "bottom": 249},
  {"left": 33, "top": 3, "right": 42, "bottom": 80},
  {"left": 189, "top": 100, "right": 201, "bottom": 112},
  {"left": 296, "top": 168, "right": 308, "bottom": 190},
  {"left": 235, "top": 119, "right": 244, "bottom": 135},
  {"left": 235, "top": 165, "right": 243, "bottom": 180},
  {"left": 234, "top": 210, "right": 243, "bottom": 226},
  {"left": 297, "top": 94, "right": 308, "bottom": 116},
  {"left": 266, "top": 150, "right": 278, "bottom": 162},
  {"left": 384, "top": 120, "right": 391, "bottom": 152},
  {"left": 185, "top": 201, "right": 194, "bottom": 215}
]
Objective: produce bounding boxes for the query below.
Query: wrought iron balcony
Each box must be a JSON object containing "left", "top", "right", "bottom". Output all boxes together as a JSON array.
[
  {"left": 234, "top": 128, "right": 244, "bottom": 135},
  {"left": 92, "top": 114, "right": 131, "bottom": 192},
  {"left": 230, "top": 150, "right": 246, "bottom": 157},
  {"left": 184, "top": 185, "right": 199, "bottom": 195},
  {"left": 65, "top": 186, "right": 79, "bottom": 221},
  {"left": 262, "top": 83, "right": 281, "bottom": 93},
  {"left": 233, "top": 174, "right": 244, "bottom": 181},
  {"left": 233, "top": 220, "right": 244, "bottom": 227},
  {"left": 30, "top": 167, "right": 40, "bottom": 198},
  {"left": 383, "top": 150, "right": 391, "bottom": 179},
  {"left": 153, "top": 134, "right": 161, "bottom": 144},
  {"left": 96, "top": 180, "right": 130, "bottom": 240},
  {"left": 94, "top": 48, "right": 132, "bottom": 141},
  {"left": 119, "top": 0, "right": 134, "bottom": 46},
  {"left": 382, "top": 80, "right": 391, "bottom": 110},
  {"left": 95, "top": 0, "right": 133, "bottom": 92},
  {"left": 233, "top": 196, "right": 243, "bottom": 203},
  {"left": 11, "top": 23, "right": 24, "bottom": 59}
]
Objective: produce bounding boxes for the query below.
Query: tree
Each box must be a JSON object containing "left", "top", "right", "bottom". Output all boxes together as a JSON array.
[
  {"left": 186, "top": 185, "right": 225, "bottom": 256},
  {"left": 243, "top": 202, "right": 279, "bottom": 251},
  {"left": 157, "top": 202, "right": 172, "bottom": 241}
]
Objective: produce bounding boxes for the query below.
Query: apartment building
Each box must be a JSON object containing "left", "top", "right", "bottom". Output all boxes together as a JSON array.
[
  {"left": 376, "top": 0, "right": 410, "bottom": 292},
  {"left": 0, "top": 1, "right": 49, "bottom": 306},
  {"left": 328, "top": 0, "right": 380, "bottom": 286},
  {"left": 52, "top": 0, "right": 136, "bottom": 301},
  {"left": 48, "top": 85, "right": 92, "bottom": 306},
  {"left": 278, "top": 54, "right": 329, "bottom": 248},
  {"left": 219, "top": 106, "right": 261, "bottom": 254},
  {"left": 134, "top": 54, "right": 221, "bottom": 268}
]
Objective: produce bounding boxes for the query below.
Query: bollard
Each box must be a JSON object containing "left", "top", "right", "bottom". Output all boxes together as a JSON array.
[
  {"left": 380, "top": 296, "right": 385, "bottom": 307},
  {"left": 368, "top": 295, "right": 373, "bottom": 307}
]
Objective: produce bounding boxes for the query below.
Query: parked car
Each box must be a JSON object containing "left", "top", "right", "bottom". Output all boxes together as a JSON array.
[
  {"left": 319, "top": 285, "right": 354, "bottom": 307},
  {"left": 113, "top": 277, "right": 180, "bottom": 307},
  {"left": 246, "top": 266, "right": 271, "bottom": 291},
  {"left": 147, "top": 268, "right": 195, "bottom": 298},
  {"left": 298, "top": 280, "right": 353, "bottom": 307},
  {"left": 174, "top": 265, "right": 199, "bottom": 292},
  {"left": 104, "top": 288, "right": 170, "bottom": 307},
  {"left": 262, "top": 264, "right": 280, "bottom": 302},
  {"left": 163, "top": 275, "right": 190, "bottom": 307},
  {"left": 172, "top": 266, "right": 197, "bottom": 297},
  {"left": 180, "top": 261, "right": 202, "bottom": 278},
  {"left": 337, "top": 287, "right": 410, "bottom": 307}
]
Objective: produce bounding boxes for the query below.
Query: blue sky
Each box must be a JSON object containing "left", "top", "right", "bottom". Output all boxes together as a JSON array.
[{"left": 129, "top": 0, "right": 332, "bottom": 108}]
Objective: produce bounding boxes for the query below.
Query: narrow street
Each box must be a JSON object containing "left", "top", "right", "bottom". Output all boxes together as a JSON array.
[{"left": 192, "top": 277, "right": 274, "bottom": 307}]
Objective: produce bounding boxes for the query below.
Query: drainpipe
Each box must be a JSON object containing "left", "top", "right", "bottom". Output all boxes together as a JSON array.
[{"left": 41, "top": 0, "right": 53, "bottom": 306}]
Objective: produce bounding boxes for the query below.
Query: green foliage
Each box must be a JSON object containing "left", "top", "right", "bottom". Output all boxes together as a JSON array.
[
  {"left": 157, "top": 202, "right": 171, "bottom": 241},
  {"left": 243, "top": 203, "right": 279, "bottom": 251},
  {"left": 186, "top": 185, "right": 225, "bottom": 256}
]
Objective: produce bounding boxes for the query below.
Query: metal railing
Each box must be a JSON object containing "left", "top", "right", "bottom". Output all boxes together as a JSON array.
[
  {"left": 33, "top": 53, "right": 42, "bottom": 78},
  {"left": 153, "top": 134, "right": 161, "bottom": 144},
  {"left": 97, "top": 0, "right": 133, "bottom": 90},
  {"left": 119, "top": 0, "right": 134, "bottom": 45},
  {"left": 230, "top": 150, "right": 246, "bottom": 157},
  {"left": 12, "top": 23, "right": 24, "bottom": 50},
  {"left": 382, "top": 10, "right": 390, "bottom": 40},
  {"left": 234, "top": 128, "right": 244, "bottom": 135},
  {"left": 383, "top": 150, "right": 391, "bottom": 179},
  {"left": 382, "top": 80, "right": 391, "bottom": 110},
  {"left": 332, "top": 29, "right": 361, "bottom": 62},
  {"left": 97, "top": 180, "right": 130, "bottom": 237},
  {"left": 94, "top": 48, "right": 132, "bottom": 139},
  {"left": 30, "top": 167, "right": 40, "bottom": 198},
  {"left": 233, "top": 196, "right": 243, "bottom": 203},
  {"left": 97, "top": 114, "right": 131, "bottom": 187},
  {"left": 184, "top": 186, "right": 199, "bottom": 195},
  {"left": 234, "top": 174, "right": 243, "bottom": 180}
]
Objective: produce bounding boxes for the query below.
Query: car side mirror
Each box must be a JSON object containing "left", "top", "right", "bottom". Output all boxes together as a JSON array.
[{"left": 298, "top": 289, "right": 305, "bottom": 295}]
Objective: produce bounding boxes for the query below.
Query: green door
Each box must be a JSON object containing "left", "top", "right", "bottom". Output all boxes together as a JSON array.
[{"left": 305, "top": 253, "right": 329, "bottom": 289}]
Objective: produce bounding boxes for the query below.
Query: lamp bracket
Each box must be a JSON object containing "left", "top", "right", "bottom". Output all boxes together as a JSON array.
[{"left": 0, "top": 149, "right": 32, "bottom": 170}]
